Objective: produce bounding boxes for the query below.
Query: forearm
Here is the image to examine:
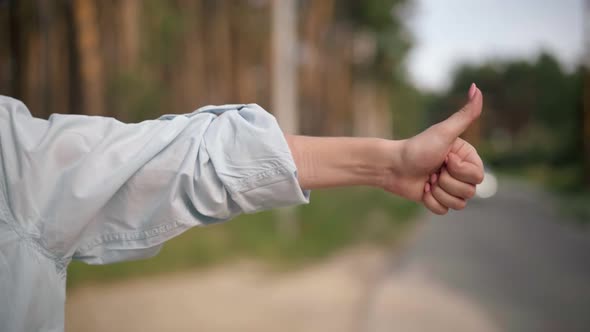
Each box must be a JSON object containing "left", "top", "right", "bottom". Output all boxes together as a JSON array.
[{"left": 285, "top": 135, "right": 402, "bottom": 190}]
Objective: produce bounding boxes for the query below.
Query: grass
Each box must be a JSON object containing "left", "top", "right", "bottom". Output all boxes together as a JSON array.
[{"left": 67, "top": 187, "right": 419, "bottom": 288}]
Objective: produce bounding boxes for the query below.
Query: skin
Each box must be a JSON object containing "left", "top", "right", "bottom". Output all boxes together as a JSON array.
[{"left": 286, "top": 83, "right": 484, "bottom": 215}]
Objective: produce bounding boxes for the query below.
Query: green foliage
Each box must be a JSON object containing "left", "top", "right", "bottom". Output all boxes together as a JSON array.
[
  {"left": 338, "top": 0, "right": 413, "bottom": 82},
  {"left": 141, "top": 0, "right": 187, "bottom": 67},
  {"left": 390, "top": 82, "right": 429, "bottom": 139},
  {"left": 428, "top": 52, "right": 584, "bottom": 186},
  {"left": 106, "top": 0, "right": 188, "bottom": 121},
  {"left": 341, "top": 0, "right": 407, "bottom": 31},
  {"left": 107, "top": 71, "right": 164, "bottom": 122},
  {"left": 67, "top": 187, "right": 419, "bottom": 288}
]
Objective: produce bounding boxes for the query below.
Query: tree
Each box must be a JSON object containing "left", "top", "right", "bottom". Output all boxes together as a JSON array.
[
  {"left": 580, "top": 67, "right": 590, "bottom": 188},
  {"left": 584, "top": 0, "right": 590, "bottom": 186},
  {"left": 584, "top": 68, "right": 590, "bottom": 186},
  {"left": 72, "top": 0, "right": 104, "bottom": 116},
  {"left": 429, "top": 53, "right": 583, "bottom": 179}
]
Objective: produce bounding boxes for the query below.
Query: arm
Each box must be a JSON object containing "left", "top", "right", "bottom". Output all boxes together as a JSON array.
[
  {"left": 0, "top": 99, "right": 307, "bottom": 264},
  {"left": 287, "top": 83, "right": 485, "bottom": 214},
  {"left": 286, "top": 136, "right": 400, "bottom": 189}
]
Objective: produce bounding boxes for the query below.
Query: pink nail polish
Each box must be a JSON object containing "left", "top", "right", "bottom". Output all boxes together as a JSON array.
[{"left": 468, "top": 83, "right": 477, "bottom": 100}]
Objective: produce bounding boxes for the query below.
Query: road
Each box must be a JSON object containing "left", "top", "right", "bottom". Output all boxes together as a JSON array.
[{"left": 365, "top": 179, "right": 590, "bottom": 332}]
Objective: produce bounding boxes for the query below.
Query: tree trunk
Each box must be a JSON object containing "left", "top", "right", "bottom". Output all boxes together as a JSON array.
[
  {"left": 229, "top": 2, "right": 268, "bottom": 105},
  {"left": 7, "top": 0, "right": 24, "bottom": 99},
  {"left": 0, "top": 2, "right": 12, "bottom": 95},
  {"left": 584, "top": 0, "right": 590, "bottom": 186},
  {"left": 299, "top": 0, "right": 334, "bottom": 135},
  {"left": 47, "top": 1, "right": 72, "bottom": 117},
  {"left": 353, "top": 79, "right": 391, "bottom": 138},
  {"left": 173, "top": 0, "right": 205, "bottom": 111},
  {"left": 202, "top": 0, "right": 233, "bottom": 104},
  {"left": 119, "top": 0, "right": 140, "bottom": 68},
  {"left": 322, "top": 27, "right": 353, "bottom": 136},
  {"left": 272, "top": 0, "right": 298, "bottom": 134},
  {"left": 272, "top": 0, "right": 299, "bottom": 239},
  {"left": 584, "top": 68, "right": 590, "bottom": 187},
  {"left": 23, "top": 20, "right": 43, "bottom": 117},
  {"left": 72, "top": 0, "right": 104, "bottom": 116}
]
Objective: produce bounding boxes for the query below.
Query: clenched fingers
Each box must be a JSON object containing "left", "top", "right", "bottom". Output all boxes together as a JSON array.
[
  {"left": 423, "top": 191, "right": 449, "bottom": 215},
  {"left": 446, "top": 153, "right": 484, "bottom": 185},
  {"left": 438, "top": 167, "right": 476, "bottom": 199},
  {"left": 431, "top": 184, "right": 467, "bottom": 211}
]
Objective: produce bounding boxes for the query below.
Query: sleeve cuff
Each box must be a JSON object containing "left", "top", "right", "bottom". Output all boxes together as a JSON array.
[
  {"left": 201, "top": 103, "right": 310, "bottom": 214},
  {"left": 230, "top": 167, "right": 310, "bottom": 213}
]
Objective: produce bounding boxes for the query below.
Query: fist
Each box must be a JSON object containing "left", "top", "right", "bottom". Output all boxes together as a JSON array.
[{"left": 383, "top": 84, "right": 484, "bottom": 214}]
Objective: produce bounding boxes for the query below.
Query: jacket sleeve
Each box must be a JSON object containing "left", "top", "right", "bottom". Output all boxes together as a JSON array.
[{"left": 0, "top": 96, "right": 309, "bottom": 264}]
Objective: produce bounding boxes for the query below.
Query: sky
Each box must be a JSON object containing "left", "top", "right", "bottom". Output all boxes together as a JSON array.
[{"left": 404, "top": 0, "right": 586, "bottom": 92}]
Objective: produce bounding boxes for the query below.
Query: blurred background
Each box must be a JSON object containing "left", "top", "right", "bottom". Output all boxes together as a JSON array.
[{"left": 1, "top": 0, "right": 590, "bottom": 331}]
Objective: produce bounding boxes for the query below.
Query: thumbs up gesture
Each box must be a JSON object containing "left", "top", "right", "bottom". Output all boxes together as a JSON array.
[{"left": 382, "top": 84, "right": 484, "bottom": 214}]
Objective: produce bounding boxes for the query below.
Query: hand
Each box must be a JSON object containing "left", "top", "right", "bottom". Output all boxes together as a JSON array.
[
  {"left": 286, "top": 83, "right": 484, "bottom": 215},
  {"left": 382, "top": 84, "right": 484, "bottom": 214}
]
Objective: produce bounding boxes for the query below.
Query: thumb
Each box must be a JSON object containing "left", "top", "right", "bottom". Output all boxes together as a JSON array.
[{"left": 435, "top": 83, "right": 483, "bottom": 142}]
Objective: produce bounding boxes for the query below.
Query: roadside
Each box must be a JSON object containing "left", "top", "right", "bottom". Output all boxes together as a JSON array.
[
  {"left": 66, "top": 246, "right": 389, "bottom": 332},
  {"left": 66, "top": 242, "right": 499, "bottom": 332}
]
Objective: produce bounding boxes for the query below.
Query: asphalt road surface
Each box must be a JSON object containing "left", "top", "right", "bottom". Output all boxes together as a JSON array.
[{"left": 366, "top": 179, "right": 590, "bottom": 332}]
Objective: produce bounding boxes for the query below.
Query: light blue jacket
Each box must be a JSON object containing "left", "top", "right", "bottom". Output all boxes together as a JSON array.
[{"left": 0, "top": 96, "right": 309, "bottom": 331}]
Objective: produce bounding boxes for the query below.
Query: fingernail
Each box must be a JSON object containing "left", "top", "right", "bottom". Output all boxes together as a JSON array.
[
  {"left": 425, "top": 183, "right": 431, "bottom": 192},
  {"left": 431, "top": 173, "right": 438, "bottom": 184},
  {"left": 468, "top": 83, "right": 477, "bottom": 100}
]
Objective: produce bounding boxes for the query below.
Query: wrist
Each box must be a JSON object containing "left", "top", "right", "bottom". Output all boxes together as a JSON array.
[
  {"left": 372, "top": 138, "right": 405, "bottom": 189},
  {"left": 286, "top": 135, "right": 405, "bottom": 190}
]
